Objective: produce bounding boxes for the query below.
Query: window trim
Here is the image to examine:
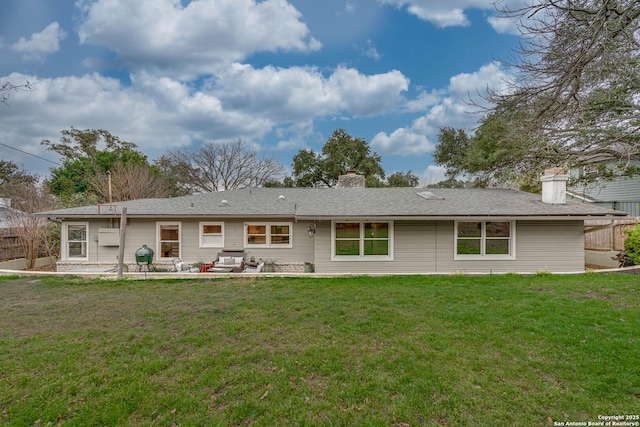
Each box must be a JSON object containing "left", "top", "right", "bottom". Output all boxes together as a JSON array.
[
  {"left": 62, "top": 222, "right": 89, "bottom": 261},
  {"left": 454, "top": 221, "right": 516, "bottom": 260},
  {"left": 244, "top": 222, "right": 293, "bottom": 248},
  {"left": 199, "top": 222, "right": 225, "bottom": 248},
  {"left": 331, "top": 221, "right": 394, "bottom": 261},
  {"left": 156, "top": 221, "right": 182, "bottom": 260}
]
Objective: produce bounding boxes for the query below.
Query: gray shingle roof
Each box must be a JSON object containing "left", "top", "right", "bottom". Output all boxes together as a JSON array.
[{"left": 36, "top": 187, "right": 627, "bottom": 219}]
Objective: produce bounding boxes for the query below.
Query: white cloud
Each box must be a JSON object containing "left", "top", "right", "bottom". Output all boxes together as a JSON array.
[
  {"left": 404, "top": 89, "right": 442, "bottom": 112},
  {"left": 328, "top": 67, "right": 409, "bottom": 116},
  {"left": 372, "top": 128, "right": 436, "bottom": 156},
  {"left": 379, "top": 0, "right": 492, "bottom": 27},
  {"left": 379, "top": 0, "right": 528, "bottom": 32},
  {"left": 487, "top": 15, "right": 520, "bottom": 35},
  {"left": 0, "top": 72, "right": 266, "bottom": 167},
  {"left": 76, "top": 0, "right": 321, "bottom": 79},
  {"left": 11, "top": 22, "right": 67, "bottom": 61},
  {"left": 372, "top": 61, "right": 513, "bottom": 156},
  {"left": 212, "top": 64, "right": 336, "bottom": 120},
  {"left": 0, "top": 63, "right": 410, "bottom": 170},
  {"left": 487, "top": 0, "right": 545, "bottom": 34},
  {"left": 448, "top": 61, "right": 512, "bottom": 100},
  {"left": 362, "top": 39, "right": 382, "bottom": 61},
  {"left": 212, "top": 63, "right": 409, "bottom": 120},
  {"left": 273, "top": 120, "right": 318, "bottom": 151},
  {"left": 345, "top": 1, "right": 356, "bottom": 14},
  {"left": 422, "top": 165, "right": 447, "bottom": 184}
]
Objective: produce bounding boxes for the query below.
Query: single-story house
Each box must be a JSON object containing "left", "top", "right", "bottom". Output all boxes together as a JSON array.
[{"left": 35, "top": 169, "right": 627, "bottom": 274}]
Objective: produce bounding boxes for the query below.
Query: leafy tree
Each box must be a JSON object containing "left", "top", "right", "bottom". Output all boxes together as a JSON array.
[
  {"left": 43, "top": 128, "right": 173, "bottom": 203},
  {"left": 485, "top": 0, "right": 640, "bottom": 180},
  {"left": 291, "top": 129, "right": 385, "bottom": 187},
  {"left": 386, "top": 171, "right": 419, "bottom": 187},
  {"left": 0, "top": 160, "right": 41, "bottom": 210},
  {"left": 433, "top": 127, "right": 472, "bottom": 181},
  {"left": 435, "top": 111, "right": 555, "bottom": 191},
  {"left": 42, "top": 128, "right": 139, "bottom": 166},
  {"left": 426, "top": 178, "right": 467, "bottom": 189},
  {"left": 158, "top": 140, "right": 285, "bottom": 193},
  {"left": 262, "top": 177, "right": 295, "bottom": 188}
]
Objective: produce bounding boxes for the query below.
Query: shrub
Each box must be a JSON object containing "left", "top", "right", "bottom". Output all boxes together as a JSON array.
[{"left": 624, "top": 225, "right": 640, "bottom": 264}]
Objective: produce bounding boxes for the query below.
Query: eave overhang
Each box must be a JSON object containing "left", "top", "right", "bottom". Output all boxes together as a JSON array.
[{"left": 295, "top": 213, "right": 628, "bottom": 221}]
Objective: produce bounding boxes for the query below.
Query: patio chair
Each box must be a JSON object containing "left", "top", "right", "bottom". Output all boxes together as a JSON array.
[
  {"left": 243, "top": 262, "right": 265, "bottom": 273},
  {"left": 172, "top": 258, "right": 199, "bottom": 272}
]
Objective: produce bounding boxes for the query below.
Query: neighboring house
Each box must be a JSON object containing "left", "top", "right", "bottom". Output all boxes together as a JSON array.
[
  {"left": 35, "top": 170, "right": 627, "bottom": 274},
  {"left": 568, "top": 160, "right": 640, "bottom": 216}
]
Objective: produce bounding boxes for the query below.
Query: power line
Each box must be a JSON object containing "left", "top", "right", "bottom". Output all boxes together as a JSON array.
[{"left": 0, "top": 142, "right": 61, "bottom": 166}]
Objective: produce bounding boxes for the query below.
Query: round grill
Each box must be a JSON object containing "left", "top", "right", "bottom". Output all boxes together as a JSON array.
[{"left": 135, "top": 245, "right": 154, "bottom": 265}]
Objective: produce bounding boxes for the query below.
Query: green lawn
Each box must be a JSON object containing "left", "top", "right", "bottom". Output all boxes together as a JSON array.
[{"left": 0, "top": 273, "right": 638, "bottom": 426}]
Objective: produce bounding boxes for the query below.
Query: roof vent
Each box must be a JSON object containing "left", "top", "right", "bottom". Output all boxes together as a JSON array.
[
  {"left": 220, "top": 200, "right": 228, "bottom": 206},
  {"left": 279, "top": 195, "right": 285, "bottom": 200},
  {"left": 417, "top": 191, "right": 444, "bottom": 200}
]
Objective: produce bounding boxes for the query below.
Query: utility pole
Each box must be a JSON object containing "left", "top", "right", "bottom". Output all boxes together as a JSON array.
[{"left": 117, "top": 207, "right": 127, "bottom": 279}]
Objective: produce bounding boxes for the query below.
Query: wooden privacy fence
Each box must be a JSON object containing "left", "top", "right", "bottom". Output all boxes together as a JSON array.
[
  {"left": 0, "top": 230, "right": 24, "bottom": 260},
  {"left": 584, "top": 218, "right": 640, "bottom": 251}
]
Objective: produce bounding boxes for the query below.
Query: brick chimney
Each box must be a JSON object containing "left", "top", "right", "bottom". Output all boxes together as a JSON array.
[
  {"left": 541, "top": 167, "right": 569, "bottom": 204},
  {"left": 336, "top": 170, "right": 365, "bottom": 188}
]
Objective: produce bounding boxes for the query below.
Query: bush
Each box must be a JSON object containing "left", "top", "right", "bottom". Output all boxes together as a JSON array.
[{"left": 624, "top": 225, "right": 640, "bottom": 264}]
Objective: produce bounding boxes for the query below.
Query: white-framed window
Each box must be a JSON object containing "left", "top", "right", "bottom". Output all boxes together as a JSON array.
[
  {"left": 244, "top": 222, "right": 293, "bottom": 248},
  {"left": 62, "top": 222, "right": 89, "bottom": 261},
  {"left": 157, "top": 222, "right": 181, "bottom": 259},
  {"left": 332, "top": 221, "right": 393, "bottom": 261},
  {"left": 455, "top": 221, "right": 515, "bottom": 260},
  {"left": 199, "top": 222, "right": 224, "bottom": 248}
]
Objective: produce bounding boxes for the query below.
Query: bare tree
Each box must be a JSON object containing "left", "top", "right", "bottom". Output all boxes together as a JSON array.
[
  {"left": 159, "top": 140, "right": 285, "bottom": 193},
  {"left": 6, "top": 184, "right": 58, "bottom": 270},
  {"left": 488, "top": 0, "right": 640, "bottom": 175},
  {"left": 89, "top": 162, "right": 174, "bottom": 202}
]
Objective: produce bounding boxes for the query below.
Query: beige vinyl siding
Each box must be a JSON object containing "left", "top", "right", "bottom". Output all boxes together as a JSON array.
[
  {"left": 86, "top": 221, "right": 118, "bottom": 263},
  {"left": 436, "top": 220, "right": 584, "bottom": 273},
  {"left": 315, "top": 220, "right": 585, "bottom": 274},
  {"left": 314, "top": 221, "right": 437, "bottom": 274},
  {"left": 83, "top": 218, "right": 315, "bottom": 265},
  {"left": 514, "top": 221, "right": 585, "bottom": 272},
  {"left": 77, "top": 218, "right": 584, "bottom": 273}
]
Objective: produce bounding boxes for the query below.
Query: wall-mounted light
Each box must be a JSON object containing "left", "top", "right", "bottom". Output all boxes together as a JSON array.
[{"left": 307, "top": 224, "right": 316, "bottom": 238}]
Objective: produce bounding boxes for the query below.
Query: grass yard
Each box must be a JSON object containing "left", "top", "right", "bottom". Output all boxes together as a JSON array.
[{"left": 0, "top": 273, "right": 638, "bottom": 426}]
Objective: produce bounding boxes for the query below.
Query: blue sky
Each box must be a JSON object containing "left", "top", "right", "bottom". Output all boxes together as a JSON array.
[{"left": 0, "top": 0, "right": 523, "bottom": 184}]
